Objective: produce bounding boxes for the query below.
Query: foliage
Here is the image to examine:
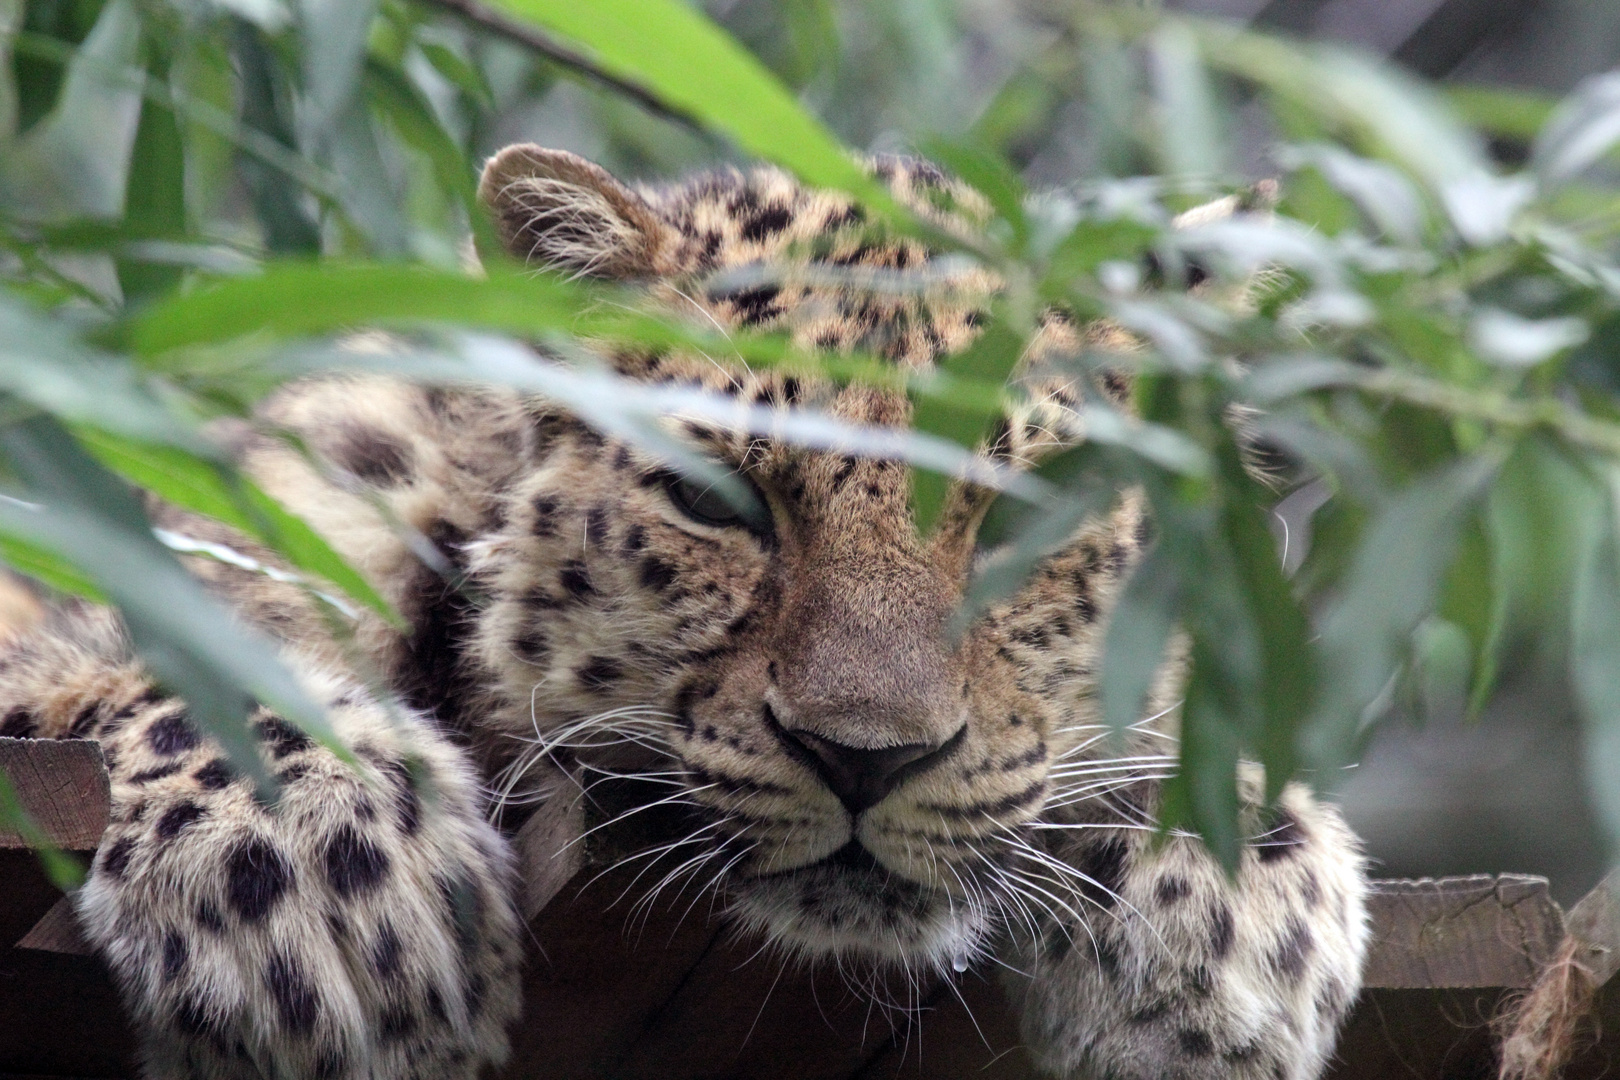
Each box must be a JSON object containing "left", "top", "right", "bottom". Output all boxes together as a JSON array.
[{"left": 5, "top": 0, "right": 1620, "bottom": 872}]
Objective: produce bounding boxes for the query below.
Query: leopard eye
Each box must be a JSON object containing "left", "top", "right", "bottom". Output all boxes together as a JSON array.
[{"left": 663, "top": 472, "right": 768, "bottom": 534}]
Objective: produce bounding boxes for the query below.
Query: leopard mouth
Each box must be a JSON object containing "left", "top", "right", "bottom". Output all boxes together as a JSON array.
[{"left": 727, "top": 840, "right": 991, "bottom": 969}]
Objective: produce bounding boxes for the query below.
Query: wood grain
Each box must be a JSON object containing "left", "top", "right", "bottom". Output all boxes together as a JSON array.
[
  {"left": 1360, "top": 874, "right": 1566, "bottom": 989},
  {"left": 0, "top": 737, "right": 110, "bottom": 851}
]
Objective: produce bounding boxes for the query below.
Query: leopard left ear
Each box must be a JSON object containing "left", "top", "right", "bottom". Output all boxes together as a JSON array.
[{"left": 477, "top": 144, "right": 674, "bottom": 278}]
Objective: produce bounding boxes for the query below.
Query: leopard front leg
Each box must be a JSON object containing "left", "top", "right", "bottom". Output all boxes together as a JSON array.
[
  {"left": 0, "top": 612, "right": 522, "bottom": 1080},
  {"left": 1002, "top": 783, "right": 1369, "bottom": 1080}
]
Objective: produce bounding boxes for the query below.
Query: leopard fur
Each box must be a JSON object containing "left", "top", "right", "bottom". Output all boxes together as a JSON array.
[{"left": 0, "top": 146, "right": 1369, "bottom": 1079}]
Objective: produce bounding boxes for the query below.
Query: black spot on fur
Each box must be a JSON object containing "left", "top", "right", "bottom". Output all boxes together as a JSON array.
[
  {"left": 742, "top": 203, "right": 793, "bottom": 242},
  {"left": 100, "top": 836, "right": 137, "bottom": 879},
  {"left": 1156, "top": 875, "right": 1190, "bottom": 905},
  {"left": 576, "top": 656, "right": 623, "bottom": 692},
  {"left": 1303, "top": 870, "right": 1322, "bottom": 909},
  {"left": 379, "top": 758, "right": 423, "bottom": 836},
  {"left": 1076, "top": 839, "right": 1128, "bottom": 910},
  {"left": 128, "top": 762, "right": 183, "bottom": 784},
  {"left": 147, "top": 711, "right": 200, "bottom": 756},
  {"left": 1189, "top": 965, "right": 1215, "bottom": 996},
  {"left": 672, "top": 682, "right": 702, "bottom": 734},
  {"left": 324, "top": 825, "right": 391, "bottom": 897},
  {"left": 256, "top": 716, "right": 313, "bottom": 759},
  {"left": 193, "top": 758, "right": 235, "bottom": 791},
  {"left": 1274, "top": 917, "right": 1315, "bottom": 983},
  {"left": 379, "top": 1005, "right": 418, "bottom": 1041},
  {"left": 162, "top": 929, "right": 188, "bottom": 981},
  {"left": 1130, "top": 1001, "right": 1169, "bottom": 1025},
  {"left": 338, "top": 426, "right": 413, "bottom": 485},
  {"left": 264, "top": 951, "right": 321, "bottom": 1034},
  {"left": 226, "top": 838, "right": 294, "bottom": 921},
  {"left": 640, "top": 556, "right": 678, "bottom": 592},
  {"left": 0, "top": 706, "right": 37, "bottom": 738},
  {"left": 586, "top": 504, "right": 610, "bottom": 546},
  {"left": 621, "top": 524, "right": 646, "bottom": 555},
  {"left": 1210, "top": 903, "right": 1235, "bottom": 959},
  {"left": 531, "top": 494, "right": 560, "bottom": 538},
  {"left": 1179, "top": 1029, "right": 1215, "bottom": 1056},
  {"left": 313, "top": 1048, "right": 347, "bottom": 1079},
  {"left": 727, "top": 285, "right": 782, "bottom": 326},
  {"left": 516, "top": 625, "right": 550, "bottom": 665},
  {"left": 157, "top": 801, "right": 206, "bottom": 840},
  {"left": 1257, "top": 807, "right": 1307, "bottom": 862},
  {"left": 559, "top": 560, "right": 594, "bottom": 598},
  {"left": 371, "top": 921, "right": 403, "bottom": 980},
  {"left": 1316, "top": 976, "right": 1352, "bottom": 1019},
  {"left": 174, "top": 995, "right": 222, "bottom": 1040},
  {"left": 196, "top": 899, "right": 225, "bottom": 933},
  {"left": 68, "top": 701, "right": 102, "bottom": 737},
  {"left": 1091, "top": 932, "right": 1121, "bottom": 979},
  {"left": 1227, "top": 1043, "right": 1265, "bottom": 1063}
]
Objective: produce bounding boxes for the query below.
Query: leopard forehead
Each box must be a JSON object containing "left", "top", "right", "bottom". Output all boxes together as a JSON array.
[{"left": 466, "top": 146, "right": 1159, "bottom": 968}]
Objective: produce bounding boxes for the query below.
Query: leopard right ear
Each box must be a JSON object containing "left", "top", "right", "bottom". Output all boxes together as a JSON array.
[{"left": 477, "top": 144, "right": 673, "bottom": 278}]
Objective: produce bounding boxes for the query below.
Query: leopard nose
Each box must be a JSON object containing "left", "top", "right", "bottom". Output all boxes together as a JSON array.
[{"left": 779, "top": 726, "right": 961, "bottom": 814}]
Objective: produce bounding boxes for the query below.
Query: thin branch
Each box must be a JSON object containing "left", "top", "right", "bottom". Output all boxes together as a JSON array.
[{"left": 412, "top": 0, "right": 707, "bottom": 133}]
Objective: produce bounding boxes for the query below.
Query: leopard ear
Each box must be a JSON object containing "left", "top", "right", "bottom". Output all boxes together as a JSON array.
[{"left": 478, "top": 144, "right": 672, "bottom": 278}]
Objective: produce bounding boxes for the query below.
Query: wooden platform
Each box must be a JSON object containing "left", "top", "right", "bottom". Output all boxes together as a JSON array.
[{"left": 3, "top": 735, "right": 1617, "bottom": 1079}]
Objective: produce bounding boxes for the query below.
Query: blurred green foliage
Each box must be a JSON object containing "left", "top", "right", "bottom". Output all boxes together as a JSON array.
[{"left": 5, "top": 0, "right": 1620, "bottom": 875}]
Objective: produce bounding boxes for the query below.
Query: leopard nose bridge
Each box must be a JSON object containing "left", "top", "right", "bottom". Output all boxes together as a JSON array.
[{"left": 767, "top": 558, "right": 964, "bottom": 812}]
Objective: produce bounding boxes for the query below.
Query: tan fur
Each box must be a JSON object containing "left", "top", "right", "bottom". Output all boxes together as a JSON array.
[{"left": 1, "top": 148, "right": 1367, "bottom": 1079}]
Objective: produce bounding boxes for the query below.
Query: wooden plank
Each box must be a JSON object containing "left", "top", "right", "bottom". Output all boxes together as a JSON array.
[
  {"left": 1563, "top": 866, "right": 1620, "bottom": 987},
  {"left": 15, "top": 898, "right": 91, "bottom": 956},
  {"left": 0, "top": 737, "right": 110, "bottom": 851},
  {"left": 1361, "top": 874, "right": 1565, "bottom": 989}
]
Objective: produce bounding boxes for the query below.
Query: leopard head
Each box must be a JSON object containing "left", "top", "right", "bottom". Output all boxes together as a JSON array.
[{"left": 467, "top": 145, "right": 1171, "bottom": 973}]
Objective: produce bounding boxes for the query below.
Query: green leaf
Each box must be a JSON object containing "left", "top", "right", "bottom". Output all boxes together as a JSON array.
[
  {"left": 0, "top": 294, "right": 210, "bottom": 452},
  {"left": 1215, "top": 439, "right": 1313, "bottom": 799},
  {"left": 1446, "top": 84, "right": 1556, "bottom": 142},
  {"left": 117, "top": 52, "right": 188, "bottom": 305},
  {"left": 1100, "top": 541, "right": 1183, "bottom": 737},
  {"left": 1437, "top": 515, "right": 1499, "bottom": 718},
  {"left": 487, "top": 0, "right": 891, "bottom": 211},
  {"left": 1301, "top": 454, "right": 1499, "bottom": 775},
  {"left": 1146, "top": 22, "right": 1226, "bottom": 182},
  {"left": 299, "top": 0, "right": 379, "bottom": 133},
  {"left": 922, "top": 138, "right": 1027, "bottom": 251},
  {"left": 1161, "top": 641, "right": 1243, "bottom": 874},
  {"left": 0, "top": 530, "right": 106, "bottom": 601},
  {"left": 233, "top": 23, "right": 321, "bottom": 255},
  {"left": 958, "top": 446, "right": 1115, "bottom": 631},
  {"left": 1570, "top": 465, "right": 1620, "bottom": 854},
  {"left": 416, "top": 41, "right": 493, "bottom": 108},
  {"left": 0, "top": 417, "right": 349, "bottom": 797},
  {"left": 129, "top": 262, "right": 1011, "bottom": 426},
  {"left": 1200, "top": 26, "right": 1488, "bottom": 192},
  {"left": 1534, "top": 71, "right": 1620, "bottom": 185},
  {"left": 0, "top": 0, "right": 144, "bottom": 222},
  {"left": 72, "top": 427, "right": 399, "bottom": 625}
]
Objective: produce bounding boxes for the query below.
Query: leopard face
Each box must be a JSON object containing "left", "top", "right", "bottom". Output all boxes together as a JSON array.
[{"left": 455, "top": 146, "right": 1166, "bottom": 973}]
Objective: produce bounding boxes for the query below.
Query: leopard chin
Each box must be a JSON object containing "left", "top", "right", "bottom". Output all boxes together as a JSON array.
[{"left": 728, "top": 841, "right": 992, "bottom": 971}]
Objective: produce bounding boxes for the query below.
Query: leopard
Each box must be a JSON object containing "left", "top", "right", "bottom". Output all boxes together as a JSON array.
[{"left": 0, "top": 143, "right": 1369, "bottom": 1080}]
